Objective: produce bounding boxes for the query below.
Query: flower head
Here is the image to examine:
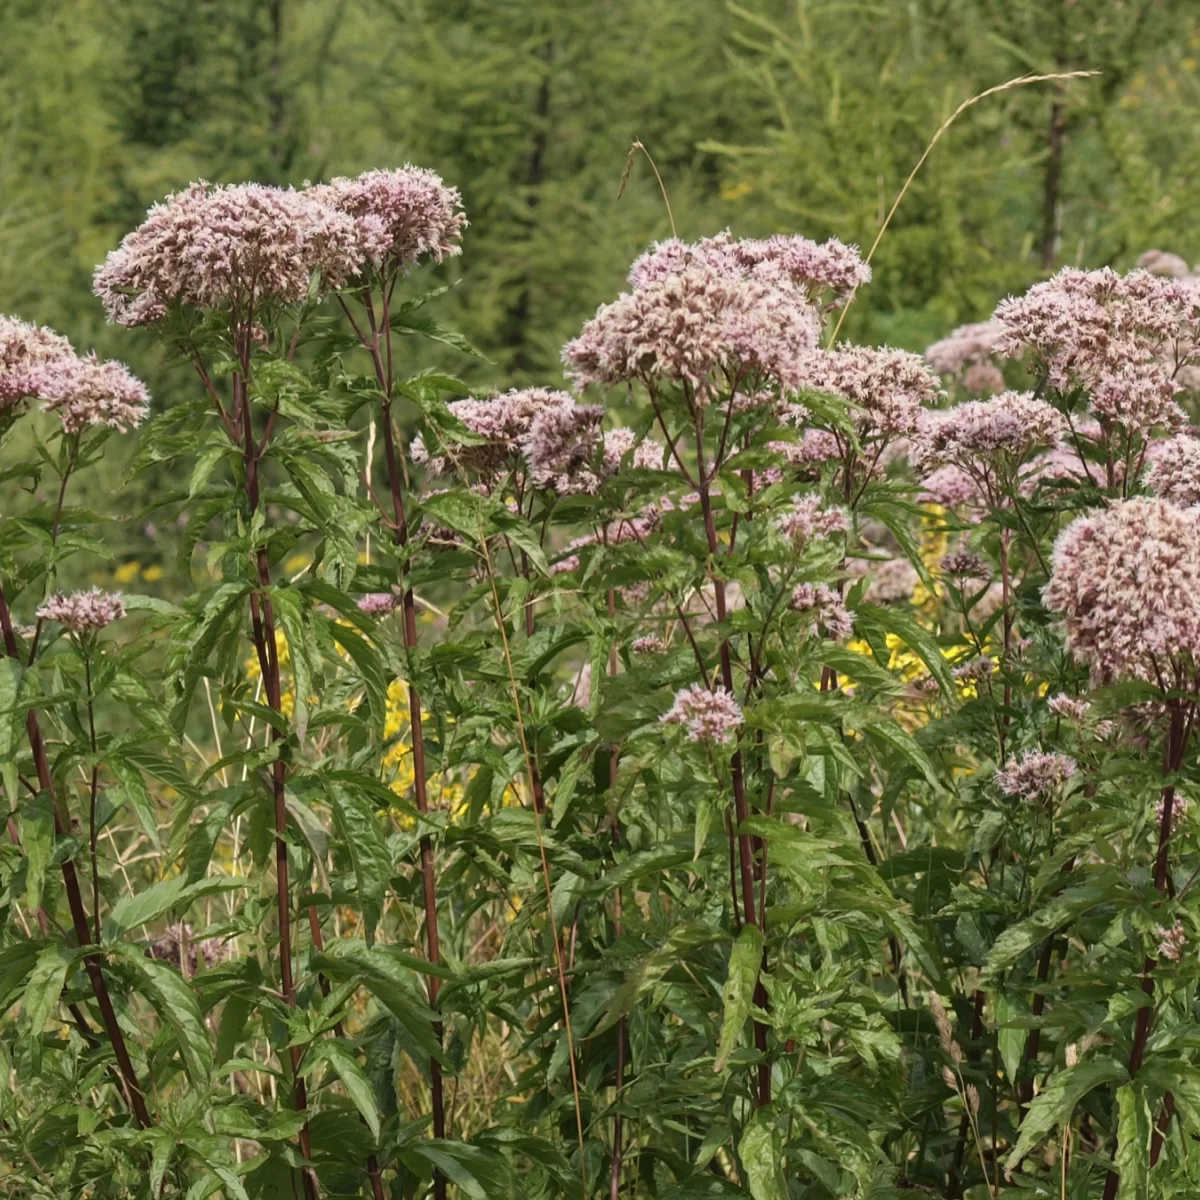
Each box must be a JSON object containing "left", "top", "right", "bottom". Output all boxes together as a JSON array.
[
  {"left": 1155, "top": 919, "right": 1188, "bottom": 962},
  {"left": 941, "top": 549, "right": 990, "bottom": 581},
  {"left": 521, "top": 402, "right": 606, "bottom": 492},
  {"left": 19, "top": 353, "right": 150, "bottom": 433},
  {"left": 1048, "top": 694, "right": 1091, "bottom": 721},
  {"left": 925, "top": 320, "right": 1006, "bottom": 376},
  {"left": 864, "top": 557, "right": 920, "bottom": 604},
  {"left": 1144, "top": 434, "right": 1200, "bottom": 506},
  {"left": 94, "top": 181, "right": 369, "bottom": 326},
  {"left": 37, "top": 588, "right": 125, "bottom": 634},
  {"left": 0, "top": 315, "right": 74, "bottom": 377},
  {"left": 632, "top": 634, "right": 664, "bottom": 655},
  {"left": 910, "top": 392, "right": 1063, "bottom": 478},
  {"left": 789, "top": 582, "right": 855, "bottom": 640},
  {"left": 995, "top": 750, "right": 1077, "bottom": 799},
  {"left": 306, "top": 166, "right": 466, "bottom": 273},
  {"left": 660, "top": 683, "right": 743, "bottom": 745},
  {"left": 774, "top": 495, "right": 849, "bottom": 548},
  {"left": 1045, "top": 497, "right": 1200, "bottom": 683},
  {"left": 357, "top": 593, "right": 399, "bottom": 616}
]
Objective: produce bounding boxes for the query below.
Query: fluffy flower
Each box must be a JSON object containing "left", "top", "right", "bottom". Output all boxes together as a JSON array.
[
  {"left": 1048, "top": 694, "right": 1091, "bottom": 720},
  {"left": 864, "top": 557, "right": 919, "bottom": 604},
  {"left": 1136, "top": 250, "right": 1192, "bottom": 279},
  {"left": 953, "top": 657, "right": 995, "bottom": 684},
  {"left": 995, "top": 750, "right": 1077, "bottom": 799},
  {"left": 964, "top": 363, "right": 1006, "bottom": 395},
  {"left": 0, "top": 315, "right": 74, "bottom": 378},
  {"left": 925, "top": 320, "right": 1006, "bottom": 375},
  {"left": 94, "top": 181, "right": 370, "bottom": 326},
  {"left": 305, "top": 166, "right": 466, "bottom": 273},
  {"left": 521, "top": 402, "right": 606, "bottom": 492},
  {"left": 910, "top": 392, "right": 1063, "bottom": 478},
  {"left": 941, "top": 549, "right": 990, "bottom": 581},
  {"left": 37, "top": 588, "right": 125, "bottom": 633},
  {"left": 1144, "top": 434, "right": 1200, "bottom": 505},
  {"left": 794, "top": 345, "right": 942, "bottom": 440},
  {"left": 919, "top": 465, "right": 980, "bottom": 508},
  {"left": 775, "top": 495, "right": 849, "bottom": 548},
  {"left": 415, "top": 388, "right": 575, "bottom": 476},
  {"left": 1045, "top": 497, "right": 1200, "bottom": 684},
  {"left": 563, "top": 257, "right": 820, "bottom": 396},
  {"left": 357, "top": 593, "right": 399, "bottom": 616},
  {"left": 19, "top": 353, "right": 149, "bottom": 433},
  {"left": 789, "top": 582, "right": 854, "bottom": 640},
  {"left": 660, "top": 683, "right": 743, "bottom": 744},
  {"left": 770, "top": 430, "right": 842, "bottom": 468},
  {"left": 632, "top": 635, "right": 664, "bottom": 655}
]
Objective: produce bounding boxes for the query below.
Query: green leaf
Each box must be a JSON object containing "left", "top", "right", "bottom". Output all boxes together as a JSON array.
[
  {"left": 857, "top": 603, "right": 956, "bottom": 697},
  {"left": 982, "top": 886, "right": 1115, "bottom": 983},
  {"left": 105, "top": 875, "right": 246, "bottom": 939},
  {"left": 715, "top": 924, "right": 763, "bottom": 1072},
  {"left": 1113, "top": 1082, "right": 1150, "bottom": 1200},
  {"left": 311, "top": 1040, "right": 380, "bottom": 1142},
  {"left": 738, "top": 1114, "right": 786, "bottom": 1200},
  {"left": 324, "top": 781, "right": 390, "bottom": 945},
  {"left": 1006, "top": 1059, "right": 1128, "bottom": 1171},
  {"left": 861, "top": 720, "right": 943, "bottom": 790},
  {"left": 0, "top": 656, "right": 23, "bottom": 806},
  {"left": 23, "top": 944, "right": 74, "bottom": 1061},
  {"left": 113, "top": 944, "right": 212, "bottom": 1082},
  {"left": 21, "top": 790, "right": 55, "bottom": 912}
]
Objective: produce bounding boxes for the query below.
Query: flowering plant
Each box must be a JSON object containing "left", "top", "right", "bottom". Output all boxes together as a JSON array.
[{"left": 1, "top": 175, "right": 1199, "bottom": 1200}]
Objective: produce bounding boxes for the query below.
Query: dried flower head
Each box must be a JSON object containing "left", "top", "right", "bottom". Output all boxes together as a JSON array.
[
  {"left": 37, "top": 588, "right": 125, "bottom": 634},
  {"left": 1145, "top": 434, "right": 1200, "bottom": 506},
  {"left": 94, "top": 181, "right": 369, "bottom": 326},
  {"left": 305, "top": 166, "right": 466, "bottom": 274},
  {"left": 940, "top": 549, "right": 990, "bottom": 582},
  {"left": 995, "top": 750, "right": 1077, "bottom": 799},
  {"left": 1045, "top": 497, "right": 1200, "bottom": 684},
  {"left": 789, "top": 582, "right": 855, "bottom": 640},
  {"left": 660, "top": 683, "right": 743, "bottom": 745},
  {"left": 953, "top": 657, "right": 995, "bottom": 684}
]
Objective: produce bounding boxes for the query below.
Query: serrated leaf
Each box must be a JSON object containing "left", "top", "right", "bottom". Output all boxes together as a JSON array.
[
  {"left": 23, "top": 944, "right": 74, "bottom": 1063},
  {"left": 105, "top": 875, "right": 246, "bottom": 939},
  {"left": 738, "top": 1114, "right": 785, "bottom": 1200},
  {"left": 311, "top": 1040, "right": 380, "bottom": 1142},
  {"left": 324, "top": 781, "right": 390, "bottom": 945},
  {"left": 715, "top": 924, "right": 763, "bottom": 1072},
  {"left": 21, "top": 789, "right": 55, "bottom": 912},
  {"left": 857, "top": 603, "right": 956, "bottom": 696}
]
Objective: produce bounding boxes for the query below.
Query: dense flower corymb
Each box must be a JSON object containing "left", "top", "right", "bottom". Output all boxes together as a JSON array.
[
  {"left": 357, "top": 593, "right": 399, "bottom": 616},
  {"left": 995, "top": 750, "right": 1077, "bottom": 799},
  {"left": 910, "top": 392, "right": 1063, "bottom": 478},
  {"left": 37, "top": 588, "right": 125, "bottom": 633},
  {"left": 306, "top": 166, "right": 466, "bottom": 273},
  {"left": 775, "top": 495, "right": 849, "bottom": 548},
  {"left": 0, "top": 315, "right": 74, "bottom": 376},
  {"left": 1144, "top": 434, "right": 1200, "bottom": 506},
  {"left": 21, "top": 353, "right": 150, "bottom": 433},
  {"left": 660, "top": 683, "right": 743, "bottom": 745},
  {"left": 924, "top": 320, "right": 1005, "bottom": 376},
  {"left": 94, "top": 181, "right": 370, "bottom": 326},
  {"left": 790, "top": 582, "right": 855, "bottom": 640},
  {"left": 1045, "top": 496, "right": 1200, "bottom": 683}
]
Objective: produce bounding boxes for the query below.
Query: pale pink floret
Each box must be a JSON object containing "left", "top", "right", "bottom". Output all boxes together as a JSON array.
[
  {"left": 306, "top": 166, "right": 466, "bottom": 273},
  {"left": 1137, "top": 250, "right": 1192, "bottom": 279},
  {"left": 995, "top": 750, "right": 1077, "bottom": 799},
  {"left": 1048, "top": 694, "right": 1091, "bottom": 721},
  {"left": 563, "top": 256, "right": 820, "bottom": 396},
  {"left": 414, "top": 388, "right": 575, "bottom": 475},
  {"left": 789, "top": 582, "right": 854, "bottom": 640},
  {"left": 94, "top": 181, "right": 370, "bottom": 326},
  {"left": 22, "top": 353, "right": 150, "bottom": 433},
  {"left": 1155, "top": 919, "right": 1187, "bottom": 962},
  {"left": 0, "top": 315, "right": 74, "bottom": 377},
  {"left": 37, "top": 588, "right": 125, "bottom": 633},
  {"left": 1045, "top": 497, "right": 1200, "bottom": 684},
  {"left": 925, "top": 320, "right": 1006, "bottom": 376},
  {"left": 632, "top": 635, "right": 664, "bottom": 655},
  {"left": 660, "top": 683, "right": 743, "bottom": 745},
  {"left": 919, "top": 465, "right": 980, "bottom": 508},
  {"left": 521, "top": 403, "right": 606, "bottom": 492},
  {"left": 910, "top": 392, "right": 1063, "bottom": 477},
  {"left": 1144, "top": 434, "right": 1200, "bottom": 506},
  {"left": 864, "top": 557, "right": 919, "bottom": 604},
  {"left": 769, "top": 431, "right": 842, "bottom": 467},
  {"left": 775, "top": 495, "right": 849, "bottom": 547},
  {"left": 794, "top": 345, "right": 942, "bottom": 440},
  {"left": 356, "top": 593, "right": 399, "bottom": 616}
]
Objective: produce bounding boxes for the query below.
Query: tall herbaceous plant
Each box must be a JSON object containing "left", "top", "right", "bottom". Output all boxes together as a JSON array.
[{"left": 0, "top": 174, "right": 1197, "bottom": 1200}]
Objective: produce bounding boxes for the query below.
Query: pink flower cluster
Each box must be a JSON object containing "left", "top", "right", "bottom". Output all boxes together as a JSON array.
[
  {"left": 1047, "top": 694, "right": 1091, "bottom": 721},
  {"left": 660, "top": 683, "right": 743, "bottom": 745},
  {"left": 994, "top": 267, "right": 1197, "bottom": 437},
  {"left": 1144, "top": 434, "right": 1200, "bottom": 506},
  {"left": 1045, "top": 497, "right": 1200, "bottom": 684},
  {"left": 863, "top": 557, "right": 919, "bottom": 604},
  {"left": 793, "top": 345, "right": 942, "bottom": 441},
  {"left": 357, "top": 593, "right": 399, "bottom": 616},
  {"left": 994, "top": 750, "right": 1077, "bottom": 799},
  {"left": 37, "top": 588, "right": 125, "bottom": 633},
  {"left": 627, "top": 230, "right": 869, "bottom": 302},
  {"left": 924, "top": 320, "right": 1006, "bottom": 377},
  {"left": 306, "top": 166, "right": 466, "bottom": 274},
  {"left": 910, "top": 392, "right": 1063, "bottom": 478},
  {"left": 632, "top": 635, "right": 665, "bottom": 655},
  {"left": 789, "top": 582, "right": 854, "bottom": 640},
  {"left": 941, "top": 549, "right": 990, "bottom": 581},
  {"left": 1155, "top": 919, "right": 1188, "bottom": 963},
  {"left": 563, "top": 232, "right": 828, "bottom": 397},
  {"left": 775, "top": 494, "right": 849, "bottom": 548},
  {"left": 0, "top": 317, "right": 149, "bottom": 433},
  {"left": 521, "top": 403, "right": 606, "bottom": 491}
]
